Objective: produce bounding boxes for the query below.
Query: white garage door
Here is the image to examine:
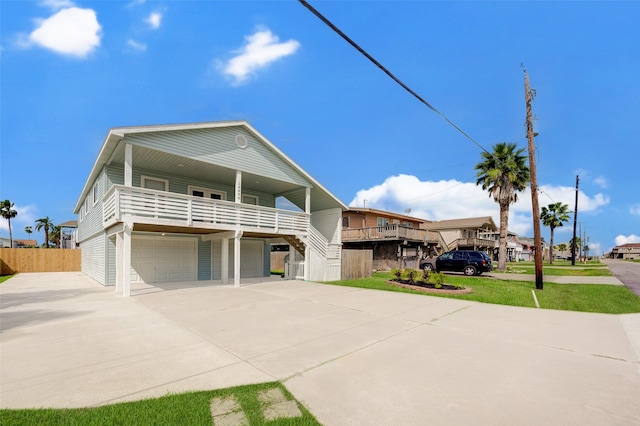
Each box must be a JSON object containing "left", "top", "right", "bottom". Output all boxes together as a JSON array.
[
  {"left": 240, "top": 240, "right": 263, "bottom": 278},
  {"left": 132, "top": 237, "right": 196, "bottom": 283}
]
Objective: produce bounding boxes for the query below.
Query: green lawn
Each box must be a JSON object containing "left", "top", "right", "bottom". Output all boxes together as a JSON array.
[
  {"left": 0, "top": 275, "right": 14, "bottom": 284},
  {"left": 326, "top": 272, "right": 640, "bottom": 314},
  {"left": 0, "top": 382, "right": 320, "bottom": 426}
]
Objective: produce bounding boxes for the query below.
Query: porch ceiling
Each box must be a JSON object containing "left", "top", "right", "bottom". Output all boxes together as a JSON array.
[{"left": 133, "top": 223, "right": 290, "bottom": 239}]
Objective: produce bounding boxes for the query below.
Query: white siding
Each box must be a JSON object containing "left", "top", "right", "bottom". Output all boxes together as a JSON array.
[{"left": 81, "top": 233, "right": 106, "bottom": 285}]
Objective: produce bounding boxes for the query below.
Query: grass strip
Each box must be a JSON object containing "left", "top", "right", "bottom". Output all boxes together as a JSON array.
[
  {"left": 326, "top": 272, "right": 640, "bottom": 314},
  {"left": 0, "top": 382, "right": 320, "bottom": 426}
]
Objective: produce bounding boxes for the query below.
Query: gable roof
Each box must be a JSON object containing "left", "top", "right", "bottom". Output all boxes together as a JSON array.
[
  {"left": 74, "top": 121, "right": 347, "bottom": 213},
  {"left": 426, "top": 216, "right": 497, "bottom": 231}
]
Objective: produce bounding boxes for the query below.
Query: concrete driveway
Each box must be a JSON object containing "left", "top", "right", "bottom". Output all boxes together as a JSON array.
[{"left": 1, "top": 272, "right": 639, "bottom": 425}]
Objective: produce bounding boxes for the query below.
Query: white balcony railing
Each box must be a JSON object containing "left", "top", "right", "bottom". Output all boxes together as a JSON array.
[{"left": 103, "top": 185, "right": 310, "bottom": 234}]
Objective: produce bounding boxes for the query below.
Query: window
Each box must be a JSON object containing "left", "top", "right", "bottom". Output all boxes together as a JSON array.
[
  {"left": 342, "top": 217, "right": 350, "bottom": 228},
  {"left": 377, "top": 217, "right": 389, "bottom": 227},
  {"left": 84, "top": 199, "right": 88, "bottom": 214},
  {"left": 141, "top": 176, "right": 168, "bottom": 191},
  {"left": 188, "top": 186, "right": 226, "bottom": 200},
  {"left": 403, "top": 221, "right": 413, "bottom": 228},
  {"left": 242, "top": 194, "right": 258, "bottom": 205},
  {"left": 92, "top": 183, "right": 99, "bottom": 205}
]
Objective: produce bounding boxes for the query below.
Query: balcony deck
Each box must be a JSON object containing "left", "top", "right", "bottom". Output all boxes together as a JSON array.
[
  {"left": 103, "top": 185, "right": 310, "bottom": 236},
  {"left": 342, "top": 225, "right": 438, "bottom": 244}
]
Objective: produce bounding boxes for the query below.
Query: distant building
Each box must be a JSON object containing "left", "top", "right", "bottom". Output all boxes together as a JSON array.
[{"left": 610, "top": 243, "right": 640, "bottom": 260}]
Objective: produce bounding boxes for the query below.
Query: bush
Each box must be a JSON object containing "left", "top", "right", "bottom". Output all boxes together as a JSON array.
[
  {"left": 391, "top": 269, "right": 402, "bottom": 281},
  {"left": 428, "top": 271, "right": 446, "bottom": 289}
]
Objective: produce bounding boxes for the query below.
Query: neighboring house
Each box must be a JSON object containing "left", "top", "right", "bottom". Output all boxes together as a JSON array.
[
  {"left": 13, "top": 239, "right": 38, "bottom": 248},
  {"left": 424, "top": 216, "right": 497, "bottom": 255},
  {"left": 74, "top": 121, "right": 346, "bottom": 296},
  {"left": 59, "top": 220, "right": 78, "bottom": 249},
  {"left": 342, "top": 208, "right": 439, "bottom": 270},
  {"left": 0, "top": 236, "right": 10, "bottom": 248},
  {"left": 610, "top": 243, "right": 640, "bottom": 260}
]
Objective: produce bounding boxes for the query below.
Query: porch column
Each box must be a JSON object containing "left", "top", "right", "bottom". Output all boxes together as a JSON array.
[
  {"left": 235, "top": 170, "right": 242, "bottom": 203},
  {"left": 115, "top": 231, "right": 123, "bottom": 293},
  {"left": 233, "top": 230, "right": 242, "bottom": 288},
  {"left": 124, "top": 143, "right": 133, "bottom": 187},
  {"left": 221, "top": 238, "right": 229, "bottom": 285},
  {"left": 123, "top": 222, "right": 132, "bottom": 297},
  {"left": 304, "top": 244, "right": 310, "bottom": 281},
  {"left": 305, "top": 187, "right": 311, "bottom": 214},
  {"left": 304, "top": 187, "right": 311, "bottom": 281}
]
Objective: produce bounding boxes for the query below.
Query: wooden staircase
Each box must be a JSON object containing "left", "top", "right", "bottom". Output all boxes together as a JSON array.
[{"left": 283, "top": 235, "right": 306, "bottom": 256}]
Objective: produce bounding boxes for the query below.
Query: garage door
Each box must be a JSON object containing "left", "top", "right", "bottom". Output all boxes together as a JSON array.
[
  {"left": 132, "top": 237, "right": 196, "bottom": 283},
  {"left": 239, "top": 240, "right": 263, "bottom": 278}
]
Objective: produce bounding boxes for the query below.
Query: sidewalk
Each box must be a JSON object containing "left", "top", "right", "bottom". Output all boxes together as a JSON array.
[{"left": 489, "top": 272, "right": 624, "bottom": 285}]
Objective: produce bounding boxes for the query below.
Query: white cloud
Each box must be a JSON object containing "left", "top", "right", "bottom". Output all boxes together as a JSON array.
[
  {"left": 126, "top": 39, "right": 147, "bottom": 52},
  {"left": 593, "top": 176, "right": 608, "bottom": 189},
  {"left": 127, "top": 0, "right": 146, "bottom": 6},
  {"left": 146, "top": 11, "right": 162, "bottom": 29},
  {"left": 40, "top": 0, "right": 75, "bottom": 10},
  {"left": 630, "top": 205, "right": 640, "bottom": 216},
  {"left": 220, "top": 29, "right": 300, "bottom": 85},
  {"left": 615, "top": 234, "right": 640, "bottom": 246},
  {"left": 28, "top": 7, "right": 102, "bottom": 58},
  {"left": 349, "top": 175, "right": 611, "bottom": 238}
]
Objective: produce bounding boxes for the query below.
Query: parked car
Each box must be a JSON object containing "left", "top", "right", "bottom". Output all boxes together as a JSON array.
[{"left": 420, "top": 250, "right": 493, "bottom": 276}]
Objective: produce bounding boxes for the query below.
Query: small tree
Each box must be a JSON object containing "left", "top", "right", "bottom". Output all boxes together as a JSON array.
[
  {"left": 1, "top": 200, "right": 18, "bottom": 248},
  {"left": 50, "top": 225, "right": 62, "bottom": 248},
  {"left": 540, "top": 202, "right": 570, "bottom": 264}
]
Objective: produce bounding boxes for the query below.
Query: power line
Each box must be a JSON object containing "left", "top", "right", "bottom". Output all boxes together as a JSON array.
[{"left": 298, "top": 0, "right": 491, "bottom": 155}]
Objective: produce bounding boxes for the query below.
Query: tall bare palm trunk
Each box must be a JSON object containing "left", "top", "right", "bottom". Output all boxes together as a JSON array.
[{"left": 498, "top": 203, "right": 509, "bottom": 271}]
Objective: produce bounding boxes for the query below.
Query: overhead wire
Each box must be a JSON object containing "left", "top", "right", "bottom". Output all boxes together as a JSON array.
[{"left": 298, "top": 0, "right": 492, "bottom": 155}]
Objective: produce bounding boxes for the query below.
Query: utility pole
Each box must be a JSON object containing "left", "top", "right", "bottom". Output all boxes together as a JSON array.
[
  {"left": 571, "top": 175, "right": 579, "bottom": 265},
  {"left": 524, "top": 69, "right": 544, "bottom": 290}
]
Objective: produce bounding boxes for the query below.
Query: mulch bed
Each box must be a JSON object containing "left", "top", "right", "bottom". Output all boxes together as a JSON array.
[{"left": 386, "top": 280, "right": 473, "bottom": 295}]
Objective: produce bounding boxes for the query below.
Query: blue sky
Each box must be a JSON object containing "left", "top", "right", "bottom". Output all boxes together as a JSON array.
[{"left": 1, "top": 0, "right": 638, "bottom": 254}]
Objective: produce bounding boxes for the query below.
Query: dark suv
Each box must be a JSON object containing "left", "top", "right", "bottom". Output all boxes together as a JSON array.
[{"left": 420, "top": 250, "right": 492, "bottom": 276}]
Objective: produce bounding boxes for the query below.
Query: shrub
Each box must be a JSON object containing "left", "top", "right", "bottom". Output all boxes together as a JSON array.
[
  {"left": 391, "top": 269, "right": 402, "bottom": 281},
  {"left": 428, "top": 271, "right": 446, "bottom": 289},
  {"left": 422, "top": 268, "right": 431, "bottom": 283}
]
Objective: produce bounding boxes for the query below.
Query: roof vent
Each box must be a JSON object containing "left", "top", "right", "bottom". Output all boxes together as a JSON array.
[{"left": 235, "top": 134, "right": 248, "bottom": 149}]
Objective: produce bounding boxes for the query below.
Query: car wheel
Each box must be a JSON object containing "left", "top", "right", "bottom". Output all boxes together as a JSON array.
[
  {"left": 423, "top": 264, "right": 434, "bottom": 273},
  {"left": 464, "top": 265, "right": 477, "bottom": 276}
]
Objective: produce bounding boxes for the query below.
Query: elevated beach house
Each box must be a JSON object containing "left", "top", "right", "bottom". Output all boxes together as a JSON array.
[{"left": 74, "top": 121, "right": 346, "bottom": 296}]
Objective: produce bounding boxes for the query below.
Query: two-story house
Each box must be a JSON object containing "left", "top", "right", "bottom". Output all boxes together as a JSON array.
[
  {"left": 74, "top": 121, "right": 346, "bottom": 296},
  {"left": 423, "top": 216, "right": 497, "bottom": 256},
  {"left": 341, "top": 207, "right": 439, "bottom": 270}
]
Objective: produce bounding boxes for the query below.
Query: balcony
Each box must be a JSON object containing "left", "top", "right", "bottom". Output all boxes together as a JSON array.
[
  {"left": 342, "top": 224, "right": 437, "bottom": 243},
  {"left": 103, "top": 185, "right": 310, "bottom": 235},
  {"left": 451, "top": 238, "right": 497, "bottom": 249}
]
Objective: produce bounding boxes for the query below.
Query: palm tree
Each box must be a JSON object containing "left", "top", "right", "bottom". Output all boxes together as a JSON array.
[
  {"left": 25, "top": 226, "right": 33, "bottom": 245},
  {"left": 475, "top": 142, "right": 530, "bottom": 271},
  {"left": 556, "top": 242, "right": 568, "bottom": 259},
  {"left": 540, "top": 202, "right": 570, "bottom": 264},
  {"left": 50, "top": 225, "right": 62, "bottom": 249},
  {"left": 1, "top": 200, "right": 18, "bottom": 248},
  {"left": 569, "top": 237, "right": 582, "bottom": 261},
  {"left": 35, "top": 217, "right": 54, "bottom": 248}
]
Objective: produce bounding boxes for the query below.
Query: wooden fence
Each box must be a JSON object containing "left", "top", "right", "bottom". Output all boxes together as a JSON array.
[
  {"left": 0, "top": 248, "right": 81, "bottom": 275},
  {"left": 341, "top": 249, "right": 373, "bottom": 280}
]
